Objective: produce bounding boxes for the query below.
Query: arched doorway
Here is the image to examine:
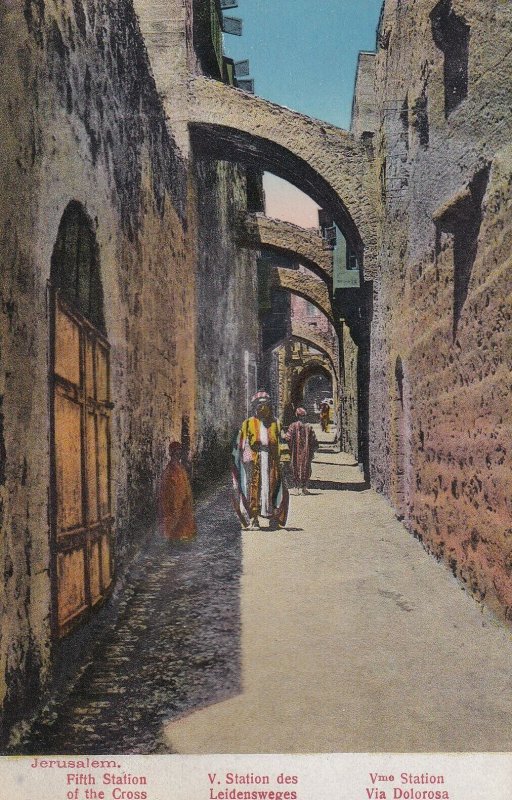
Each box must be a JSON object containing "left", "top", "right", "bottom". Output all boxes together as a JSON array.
[
  {"left": 49, "top": 202, "right": 114, "bottom": 638},
  {"left": 303, "top": 373, "right": 332, "bottom": 415},
  {"left": 291, "top": 361, "right": 336, "bottom": 419}
]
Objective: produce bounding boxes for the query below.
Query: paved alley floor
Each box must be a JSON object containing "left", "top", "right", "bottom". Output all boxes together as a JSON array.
[
  {"left": 163, "top": 433, "right": 512, "bottom": 753},
  {"left": 18, "top": 431, "right": 512, "bottom": 754}
]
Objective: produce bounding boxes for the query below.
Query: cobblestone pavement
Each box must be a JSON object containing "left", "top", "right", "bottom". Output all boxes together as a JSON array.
[
  {"left": 19, "top": 482, "right": 243, "bottom": 754},
  {"left": 17, "top": 427, "right": 512, "bottom": 754}
]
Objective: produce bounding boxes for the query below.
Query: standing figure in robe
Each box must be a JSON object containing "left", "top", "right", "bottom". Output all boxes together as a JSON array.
[
  {"left": 158, "top": 441, "right": 197, "bottom": 541},
  {"left": 319, "top": 401, "right": 330, "bottom": 433},
  {"left": 232, "top": 391, "right": 289, "bottom": 530},
  {"left": 284, "top": 407, "right": 317, "bottom": 494}
]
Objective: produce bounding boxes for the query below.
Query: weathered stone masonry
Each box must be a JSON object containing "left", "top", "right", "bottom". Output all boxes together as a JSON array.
[
  {"left": 193, "top": 158, "right": 259, "bottom": 483},
  {"left": 3, "top": 0, "right": 512, "bottom": 750},
  {"left": 0, "top": 0, "right": 260, "bottom": 744},
  {"left": 0, "top": 0, "right": 196, "bottom": 739},
  {"left": 238, "top": 214, "right": 334, "bottom": 283},
  {"left": 355, "top": 0, "right": 512, "bottom": 618},
  {"left": 188, "top": 76, "right": 379, "bottom": 276},
  {"left": 135, "top": 0, "right": 261, "bottom": 486}
]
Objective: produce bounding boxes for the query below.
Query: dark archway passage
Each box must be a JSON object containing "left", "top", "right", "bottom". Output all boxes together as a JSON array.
[
  {"left": 303, "top": 373, "right": 332, "bottom": 413},
  {"left": 292, "top": 361, "right": 334, "bottom": 411}
]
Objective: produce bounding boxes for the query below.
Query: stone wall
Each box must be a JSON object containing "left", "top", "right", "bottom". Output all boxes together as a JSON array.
[
  {"left": 0, "top": 0, "right": 261, "bottom": 744},
  {"left": 368, "top": 0, "right": 512, "bottom": 618},
  {"left": 134, "top": 0, "right": 261, "bottom": 482},
  {"left": 132, "top": 0, "right": 195, "bottom": 153},
  {"left": 193, "top": 158, "right": 260, "bottom": 484},
  {"left": 351, "top": 52, "right": 378, "bottom": 137},
  {"left": 341, "top": 325, "right": 359, "bottom": 460},
  {"left": 0, "top": 0, "right": 195, "bottom": 741}
]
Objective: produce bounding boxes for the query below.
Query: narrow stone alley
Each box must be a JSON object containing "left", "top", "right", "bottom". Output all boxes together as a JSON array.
[
  {"left": 19, "top": 480, "right": 244, "bottom": 755},
  {"left": 17, "top": 430, "right": 512, "bottom": 755}
]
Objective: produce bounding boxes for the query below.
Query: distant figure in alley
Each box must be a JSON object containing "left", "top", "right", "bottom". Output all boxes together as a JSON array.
[
  {"left": 158, "top": 441, "right": 197, "bottom": 541},
  {"left": 320, "top": 400, "right": 330, "bottom": 433},
  {"left": 285, "top": 407, "right": 317, "bottom": 494},
  {"left": 232, "top": 390, "right": 289, "bottom": 531}
]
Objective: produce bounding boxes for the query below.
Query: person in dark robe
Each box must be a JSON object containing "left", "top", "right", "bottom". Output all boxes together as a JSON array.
[
  {"left": 320, "top": 401, "right": 330, "bottom": 433},
  {"left": 282, "top": 400, "right": 295, "bottom": 429},
  {"left": 285, "top": 407, "right": 317, "bottom": 494},
  {"left": 158, "top": 441, "right": 196, "bottom": 541}
]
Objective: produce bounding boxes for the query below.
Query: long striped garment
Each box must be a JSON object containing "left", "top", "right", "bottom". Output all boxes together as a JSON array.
[
  {"left": 232, "top": 415, "right": 289, "bottom": 527},
  {"left": 285, "top": 420, "right": 317, "bottom": 487}
]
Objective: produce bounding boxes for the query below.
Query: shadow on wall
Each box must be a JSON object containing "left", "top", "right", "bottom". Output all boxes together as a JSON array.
[
  {"left": 434, "top": 164, "right": 491, "bottom": 340},
  {"left": 193, "top": 425, "right": 234, "bottom": 492}
]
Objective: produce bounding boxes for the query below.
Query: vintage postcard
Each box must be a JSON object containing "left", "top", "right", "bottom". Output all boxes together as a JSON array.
[{"left": 0, "top": 0, "right": 511, "bottom": 797}]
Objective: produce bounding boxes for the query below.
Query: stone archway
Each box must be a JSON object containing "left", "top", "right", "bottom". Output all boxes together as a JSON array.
[
  {"left": 292, "top": 360, "right": 335, "bottom": 411},
  {"left": 266, "top": 330, "right": 339, "bottom": 391},
  {"left": 189, "top": 78, "right": 378, "bottom": 273},
  {"left": 238, "top": 213, "right": 333, "bottom": 285},
  {"left": 271, "top": 267, "right": 335, "bottom": 324},
  {"left": 291, "top": 355, "right": 339, "bottom": 422},
  {"left": 268, "top": 340, "right": 338, "bottom": 432},
  {"left": 289, "top": 329, "right": 339, "bottom": 382}
]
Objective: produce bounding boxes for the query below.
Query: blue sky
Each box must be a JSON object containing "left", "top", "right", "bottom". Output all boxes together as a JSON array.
[{"left": 223, "top": 0, "right": 383, "bottom": 130}]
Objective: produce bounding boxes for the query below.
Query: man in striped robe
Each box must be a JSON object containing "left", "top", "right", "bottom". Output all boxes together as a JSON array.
[
  {"left": 284, "top": 407, "right": 317, "bottom": 494},
  {"left": 232, "top": 391, "right": 289, "bottom": 530}
]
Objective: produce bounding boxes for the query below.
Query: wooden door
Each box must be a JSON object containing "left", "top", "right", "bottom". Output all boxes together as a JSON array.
[{"left": 52, "top": 294, "right": 114, "bottom": 637}]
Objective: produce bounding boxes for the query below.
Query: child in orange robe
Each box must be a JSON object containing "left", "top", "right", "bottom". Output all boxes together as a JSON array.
[{"left": 158, "top": 442, "right": 196, "bottom": 541}]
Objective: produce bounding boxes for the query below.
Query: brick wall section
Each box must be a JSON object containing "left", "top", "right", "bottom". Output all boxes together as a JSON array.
[
  {"left": 239, "top": 214, "right": 333, "bottom": 282},
  {"left": 369, "top": 0, "right": 512, "bottom": 618},
  {"left": 188, "top": 77, "right": 379, "bottom": 277}
]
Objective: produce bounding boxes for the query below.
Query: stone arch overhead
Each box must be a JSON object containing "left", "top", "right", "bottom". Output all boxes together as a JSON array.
[
  {"left": 290, "top": 322, "right": 339, "bottom": 379},
  {"left": 296, "top": 359, "right": 334, "bottom": 384},
  {"left": 292, "top": 358, "right": 337, "bottom": 405},
  {"left": 271, "top": 329, "right": 339, "bottom": 382},
  {"left": 291, "top": 336, "right": 339, "bottom": 383},
  {"left": 188, "top": 78, "right": 378, "bottom": 274},
  {"left": 271, "top": 267, "right": 334, "bottom": 325},
  {"left": 238, "top": 213, "right": 333, "bottom": 284}
]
